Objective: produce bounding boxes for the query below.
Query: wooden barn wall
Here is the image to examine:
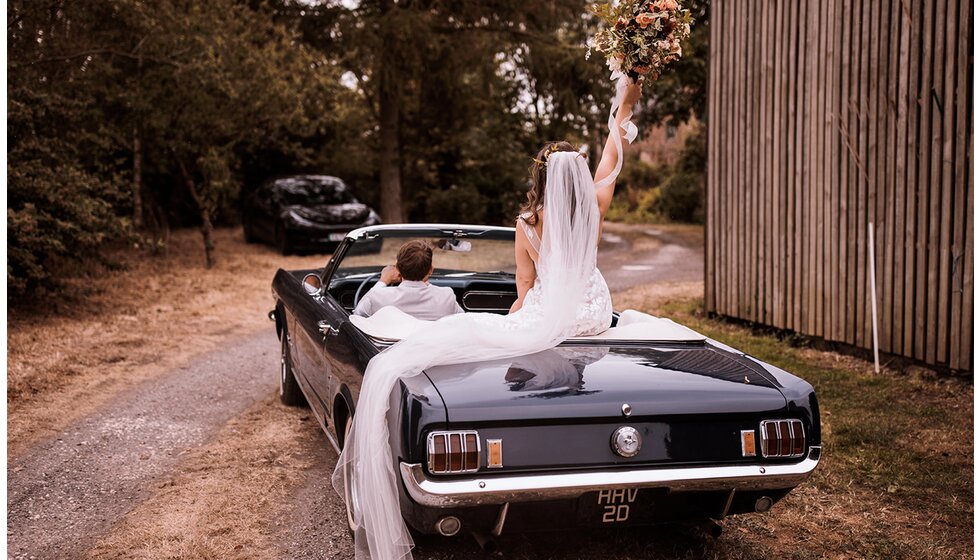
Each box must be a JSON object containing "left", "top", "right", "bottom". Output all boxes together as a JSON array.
[{"left": 705, "top": 0, "right": 974, "bottom": 371}]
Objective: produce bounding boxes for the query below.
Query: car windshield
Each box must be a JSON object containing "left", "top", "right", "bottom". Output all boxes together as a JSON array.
[
  {"left": 335, "top": 236, "right": 516, "bottom": 279},
  {"left": 275, "top": 178, "right": 355, "bottom": 206}
]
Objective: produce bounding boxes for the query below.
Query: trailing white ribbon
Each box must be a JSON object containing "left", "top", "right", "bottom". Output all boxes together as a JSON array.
[{"left": 595, "top": 69, "right": 638, "bottom": 190}]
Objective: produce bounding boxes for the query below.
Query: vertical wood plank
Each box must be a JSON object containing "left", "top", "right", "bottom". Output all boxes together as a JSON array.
[
  {"left": 811, "top": 0, "right": 823, "bottom": 337},
  {"left": 882, "top": 0, "right": 900, "bottom": 354},
  {"left": 903, "top": 0, "right": 922, "bottom": 357},
  {"left": 844, "top": 2, "right": 864, "bottom": 344},
  {"left": 872, "top": 0, "right": 890, "bottom": 354},
  {"left": 855, "top": 0, "right": 872, "bottom": 349},
  {"left": 725, "top": 0, "right": 737, "bottom": 317},
  {"left": 914, "top": 0, "right": 935, "bottom": 361},
  {"left": 802, "top": 0, "right": 813, "bottom": 335},
  {"left": 893, "top": 0, "right": 911, "bottom": 353},
  {"left": 794, "top": 0, "right": 807, "bottom": 332},
  {"left": 924, "top": 0, "right": 947, "bottom": 365},
  {"left": 773, "top": 0, "right": 786, "bottom": 330},
  {"left": 959, "top": 113, "right": 973, "bottom": 370},
  {"left": 936, "top": 0, "right": 957, "bottom": 363},
  {"left": 949, "top": 0, "right": 970, "bottom": 369},
  {"left": 786, "top": 0, "right": 800, "bottom": 331},
  {"left": 705, "top": 0, "right": 719, "bottom": 314},
  {"left": 837, "top": 0, "right": 852, "bottom": 343},
  {"left": 733, "top": 0, "right": 744, "bottom": 319},
  {"left": 744, "top": 0, "right": 763, "bottom": 322}
]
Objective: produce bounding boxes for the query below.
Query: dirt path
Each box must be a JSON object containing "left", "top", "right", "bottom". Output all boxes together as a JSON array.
[
  {"left": 598, "top": 222, "right": 704, "bottom": 292},
  {"left": 7, "top": 329, "right": 276, "bottom": 559}
]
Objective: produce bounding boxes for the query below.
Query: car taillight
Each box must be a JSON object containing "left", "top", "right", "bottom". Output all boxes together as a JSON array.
[
  {"left": 427, "top": 431, "right": 480, "bottom": 475},
  {"left": 760, "top": 419, "right": 806, "bottom": 458}
]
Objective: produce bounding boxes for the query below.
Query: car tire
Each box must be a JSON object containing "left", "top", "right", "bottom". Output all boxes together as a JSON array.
[
  {"left": 279, "top": 334, "right": 305, "bottom": 406},
  {"left": 342, "top": 415, "right": 359, "bottom": 537},
  {"left": 275, "top": 224, "right": 291, "bottom": 255}
]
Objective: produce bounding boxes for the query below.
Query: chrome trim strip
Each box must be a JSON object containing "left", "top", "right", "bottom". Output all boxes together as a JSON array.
[{"left": 401, "top": 447, "right": 821, "bottom": 507}]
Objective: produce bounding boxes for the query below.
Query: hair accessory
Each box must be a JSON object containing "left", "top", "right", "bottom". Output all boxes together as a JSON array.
[{"left": 533, "top": 143, "right": 564, "bottom": 168}]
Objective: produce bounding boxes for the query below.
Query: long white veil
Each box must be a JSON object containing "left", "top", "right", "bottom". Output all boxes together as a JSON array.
[{"left": 331, "top": 151, "right": 603, "bottom": 559}]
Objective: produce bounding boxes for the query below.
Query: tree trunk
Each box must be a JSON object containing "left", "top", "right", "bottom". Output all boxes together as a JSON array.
[
  {"left": 377, "top": 0, "right": 403, "bottom": 223},
  {"left": 177, "top": 158, "right": 216, "bottom": 268},
  {"left": 133, "top": 126, "right": 143, "bottom": 229},
  {"left": 378, "top": 71, "right": 403, "bottom": 223}
]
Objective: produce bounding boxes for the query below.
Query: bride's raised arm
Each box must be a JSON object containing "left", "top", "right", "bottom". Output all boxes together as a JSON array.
[{"left": 594, "top": 81, "right": 643, "bottom": 220}]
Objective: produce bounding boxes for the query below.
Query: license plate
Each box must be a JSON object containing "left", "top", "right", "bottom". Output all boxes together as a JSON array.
[
  {"left": 328, "top": 232, "right": 347, "bottom": 242},
  {"left": 580, "top": 487, "right": 652, "bottom": 525}
]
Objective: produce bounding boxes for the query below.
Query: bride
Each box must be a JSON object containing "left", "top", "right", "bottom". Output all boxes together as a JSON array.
[{"left": 333, "top": 79, "right": 643, "bottom": 559}]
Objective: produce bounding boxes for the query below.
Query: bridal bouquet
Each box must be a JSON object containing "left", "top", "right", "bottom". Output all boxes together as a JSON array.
[{"left": 588, "top": 0, "right": 694, "bottom": 83}]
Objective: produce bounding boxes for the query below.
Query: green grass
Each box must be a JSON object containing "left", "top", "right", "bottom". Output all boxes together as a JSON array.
[{"left": 653, "top": 298, "right": 974, "bottom": 558}]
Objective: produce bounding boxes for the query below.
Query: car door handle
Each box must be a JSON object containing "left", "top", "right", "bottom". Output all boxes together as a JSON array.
[{"left": 319, "top": 321, "right": 339, "bottom": 336}]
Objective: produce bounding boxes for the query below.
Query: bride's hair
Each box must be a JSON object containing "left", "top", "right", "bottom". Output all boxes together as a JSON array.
[{"left": 520, "top": 141, "right": 579, "bottom": 226}]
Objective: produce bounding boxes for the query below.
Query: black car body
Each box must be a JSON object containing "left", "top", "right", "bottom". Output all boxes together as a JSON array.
[
  {"left": 270, "top": 224, "right": 821, "bottom": 539},
  {"left": 243, "top": 175, "right": 381, "bottom": 254}
]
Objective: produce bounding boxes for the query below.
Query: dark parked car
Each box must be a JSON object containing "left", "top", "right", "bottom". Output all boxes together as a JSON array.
[
  {"left": 270, "top": 224, "right": 821, "bottom": 546},
  {"left": 243, "top": 175, "right": 381, "bottom": 254}
]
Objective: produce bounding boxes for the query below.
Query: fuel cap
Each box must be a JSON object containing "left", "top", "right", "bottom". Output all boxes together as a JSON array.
[{"left": 611, "top": 426, "right": 642, "bottom": 458}]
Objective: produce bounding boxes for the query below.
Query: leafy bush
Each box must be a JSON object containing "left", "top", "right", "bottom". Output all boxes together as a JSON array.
[
  {"left": 424, "top": 185, "right": 488, "bottom": 224},
  {"left": 606, "top": 123, "right": 706, "bottom": 224}
]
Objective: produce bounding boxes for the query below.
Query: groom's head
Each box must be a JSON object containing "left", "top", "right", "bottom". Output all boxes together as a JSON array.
[{"left": 396, "top": 240, "right": 434, "bottom": 282}]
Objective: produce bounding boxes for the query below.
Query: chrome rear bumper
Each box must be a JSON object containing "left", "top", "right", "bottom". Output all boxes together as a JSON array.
[{"left": 400, "top": 446, "right": 821, "bottom": 507}]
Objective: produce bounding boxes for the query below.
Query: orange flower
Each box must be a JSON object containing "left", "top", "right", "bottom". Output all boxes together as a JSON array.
[{"left": 635, "top": 12, "right": 657, "bottom": 28}]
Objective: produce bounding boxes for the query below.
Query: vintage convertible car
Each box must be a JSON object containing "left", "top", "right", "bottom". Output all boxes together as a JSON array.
[{"left": 270, "top": 224, "right": 821, "bottom": 544}]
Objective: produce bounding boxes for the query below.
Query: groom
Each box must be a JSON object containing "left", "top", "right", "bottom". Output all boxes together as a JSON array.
[{"left": 352, "top": 240, "right": 464, "bottom": 321}]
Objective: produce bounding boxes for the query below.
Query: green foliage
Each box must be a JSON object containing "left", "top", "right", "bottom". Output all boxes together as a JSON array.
[
  {"left": 424, "top": 185, "right": 488, "bottom": 225},
  {"left": 656, "top": 123, "right": 706, "bottom": 222}
]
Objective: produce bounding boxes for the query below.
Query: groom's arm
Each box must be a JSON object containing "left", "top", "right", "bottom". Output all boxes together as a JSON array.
[{"left": 594, "top": 82, "right": 643, "bottom": 218}]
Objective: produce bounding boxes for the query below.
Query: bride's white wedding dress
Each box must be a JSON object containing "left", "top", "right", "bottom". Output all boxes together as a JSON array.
[
  {"left": 333, "top": 73, "right": 635, "bottom": 560},
  {"left": 517, "top": 213, "right": 612, "bottom": 337}
]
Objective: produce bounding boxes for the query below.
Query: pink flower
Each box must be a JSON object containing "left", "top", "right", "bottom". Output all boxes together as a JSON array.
[{"left": 635, "top": 12, "right": 657, "bottom": 28}]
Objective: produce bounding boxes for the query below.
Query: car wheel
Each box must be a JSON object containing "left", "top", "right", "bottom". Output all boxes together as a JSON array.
[
  {"left": 279, "top": 334, "right": 305, "bottom": 406},
  {"left": 342, "top": 415, "right": 360, "bottom": 535},
  {"left": 275, "top": 224, "right": 291, "bottom": 255}
]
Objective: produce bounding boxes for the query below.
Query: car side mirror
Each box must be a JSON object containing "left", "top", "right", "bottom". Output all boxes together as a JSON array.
[{"left": 302, "top": 273, "right": 323, "bottom": 294}]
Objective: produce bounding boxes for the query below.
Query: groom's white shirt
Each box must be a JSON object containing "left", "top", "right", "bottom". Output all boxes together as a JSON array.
[{"left": 352, "top": 279, "right": 464, "bottom": 321}]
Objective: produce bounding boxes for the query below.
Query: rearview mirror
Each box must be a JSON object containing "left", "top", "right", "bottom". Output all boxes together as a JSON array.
[
  {"left": 433, "top": 239, "right": 472, "bottom": 253},
  {"left": 302, "top": 273, "right": 322, "bottom": 294}
]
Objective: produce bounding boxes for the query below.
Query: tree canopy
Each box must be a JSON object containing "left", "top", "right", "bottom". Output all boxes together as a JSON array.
[{"left": 7, "top": 0, "right": 710, "bottom": 300}]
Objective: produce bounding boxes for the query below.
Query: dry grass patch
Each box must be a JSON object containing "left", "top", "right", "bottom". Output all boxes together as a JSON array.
[
  {"left": 88, "top": 397, "right": 315, "bottom": 560},
  {"left": 8, "top": 228, "right": 327, "bottom": 456}
]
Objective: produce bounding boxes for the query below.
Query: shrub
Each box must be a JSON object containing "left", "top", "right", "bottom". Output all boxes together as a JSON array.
[{"left": 424, "top": 184, "right": 488, "bottom": 224}]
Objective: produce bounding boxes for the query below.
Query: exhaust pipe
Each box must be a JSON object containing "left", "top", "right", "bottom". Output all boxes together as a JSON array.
[{"left": 471, "top": 531, "right": 497, "bottom": 553}]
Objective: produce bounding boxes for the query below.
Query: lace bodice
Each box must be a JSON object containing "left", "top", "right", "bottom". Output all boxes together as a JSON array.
[{"left": 517, "top": 213, "right": 612, "bottom": 336}]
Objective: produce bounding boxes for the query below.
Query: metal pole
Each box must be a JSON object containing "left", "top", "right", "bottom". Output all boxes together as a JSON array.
[{"left": 868, "top": 222, "right": 880, "bottom": 373}]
